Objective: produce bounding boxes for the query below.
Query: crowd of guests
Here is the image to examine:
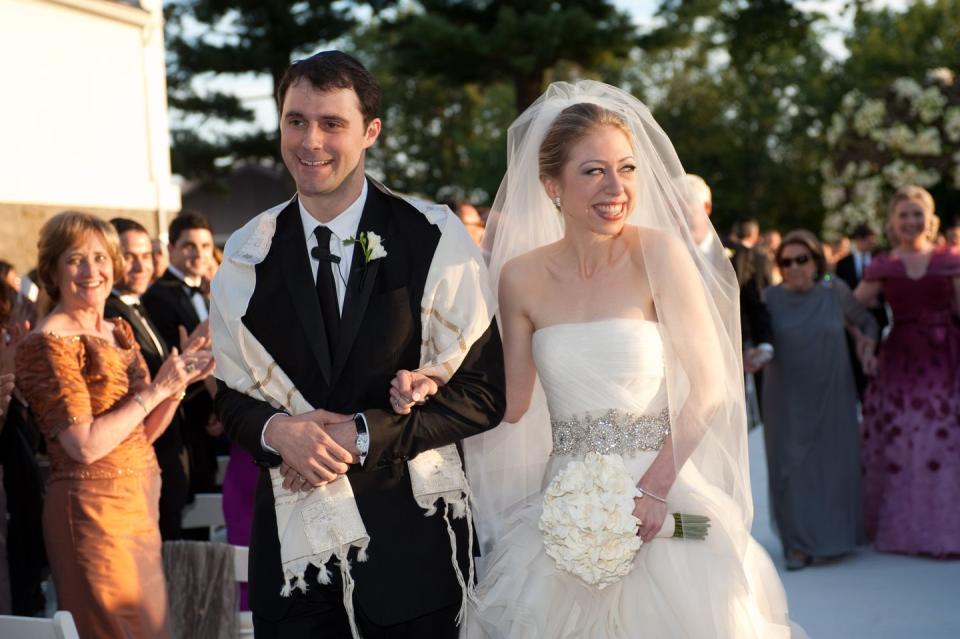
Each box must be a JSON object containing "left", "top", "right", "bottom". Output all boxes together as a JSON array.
[
  {"left": 0, "top": 181, "right": 954, "bottom": 632},
  {"left": 687, "top": 180, "right": 960, "bottom": 570},
  {"left": 0, "top": 198, "right": 491, "bottom": 630}
]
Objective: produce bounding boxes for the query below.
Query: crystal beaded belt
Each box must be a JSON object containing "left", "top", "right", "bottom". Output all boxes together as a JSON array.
[{"left": 550, "top": 408, "right": 671, "bottom": 457}]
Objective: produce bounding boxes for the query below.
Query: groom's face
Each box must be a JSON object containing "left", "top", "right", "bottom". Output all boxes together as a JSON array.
[{"left": 280, "top": 82, "right": 381, "bottom": 213}]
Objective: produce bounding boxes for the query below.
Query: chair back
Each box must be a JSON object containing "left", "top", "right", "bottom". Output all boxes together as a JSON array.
[{"left": 0, "top": 611, "right": 80, "bottom": 639}]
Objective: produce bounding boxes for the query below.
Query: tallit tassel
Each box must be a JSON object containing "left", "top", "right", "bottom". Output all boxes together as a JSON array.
[
  {"left": 465, "top": 493, "right": 478, "bottom": 601},
  {"left": 279, "top": 580, "right": 293, "bottom": 598},
  {"left": 317, "top": 562, "right": 332, "bottom": 585},
  {"left": 357, "top": 544, "right": 370, "bottom": 562},
  {"left": 294, "top": 572, "right": 309, "bottom": 594},
  {"left": 442, "top": 503, "right": 469, "bottom": 625},
  {"left": 340, "top": 558, "right": 363, "bottom": 639}
]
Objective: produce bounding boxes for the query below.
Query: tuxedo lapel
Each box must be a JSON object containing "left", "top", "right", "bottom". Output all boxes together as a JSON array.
[
  {"left": 332, "top": 185, "right": 389, "bottom": 382},
  {"left": 274, "top": 199, "right": 334, "bottom": 383},
  {"left": 160, "top": 270, "right": 202, "bottom": 328}
]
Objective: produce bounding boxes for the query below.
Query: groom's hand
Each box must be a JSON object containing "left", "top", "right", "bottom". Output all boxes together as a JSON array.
[{"left": 265, "top": 409, "right": 359, "bottom": 488}]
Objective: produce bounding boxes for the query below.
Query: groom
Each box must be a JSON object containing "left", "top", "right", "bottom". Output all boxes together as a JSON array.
[{"left": 212, "top": 51, "right": 505, "bottom": 638}]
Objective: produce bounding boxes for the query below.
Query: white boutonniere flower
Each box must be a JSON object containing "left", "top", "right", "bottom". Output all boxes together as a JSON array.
[
  {"left": 724, "top": 247, "right": 736, "bottom": 259},
  {"left": 344, "top": 231, "right": 387, "bottom": 264}
]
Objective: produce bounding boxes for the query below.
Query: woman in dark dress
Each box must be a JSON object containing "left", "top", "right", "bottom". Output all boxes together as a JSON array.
[
  {"left": 855, "top": 185, "right": 960, "bottom": 557},
  {"left": 762, "top": 230, "right": 877, "bottom": 569}
]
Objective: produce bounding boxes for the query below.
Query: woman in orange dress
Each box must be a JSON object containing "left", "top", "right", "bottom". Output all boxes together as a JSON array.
[{"left": 15, "top": 212, "right": 213, "bottom": 638}]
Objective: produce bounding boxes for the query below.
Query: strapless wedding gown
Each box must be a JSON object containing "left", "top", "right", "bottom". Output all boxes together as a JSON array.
[{"left": 464, "top": 319, "right": 803, "bottom": 638}]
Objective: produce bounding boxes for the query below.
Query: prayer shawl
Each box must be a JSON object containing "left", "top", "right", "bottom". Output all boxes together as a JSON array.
[{"left": 210, "top": 188, "right": 495, "bottom": 637}]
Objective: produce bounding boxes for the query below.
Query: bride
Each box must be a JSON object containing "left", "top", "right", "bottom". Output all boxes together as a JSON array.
[{"left": 391, "top": 81, "right": 804, "bottom": 638}]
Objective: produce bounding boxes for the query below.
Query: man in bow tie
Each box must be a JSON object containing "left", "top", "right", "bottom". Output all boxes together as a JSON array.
[
  {"left": 143, "top": 213, "right": 221, "bottom": 496},
  {"left": 105, "top": 218, "right": 205, "bottom": 539}
]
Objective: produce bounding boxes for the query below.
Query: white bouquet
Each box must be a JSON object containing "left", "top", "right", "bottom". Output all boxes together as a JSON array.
[{"left": 539, "top": 452, "right": 709, "bottom": 590}]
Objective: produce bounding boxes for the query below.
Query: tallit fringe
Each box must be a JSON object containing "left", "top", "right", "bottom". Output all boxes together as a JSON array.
[
  {"left": 341, "top": 558, "right": 362, "bottom": 639},
  {"left": 433, "top": 491, "right": 477, "bottom": 626}
]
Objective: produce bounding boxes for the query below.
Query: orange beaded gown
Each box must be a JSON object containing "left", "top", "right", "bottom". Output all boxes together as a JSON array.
[{"left": 15, "top": 319, "right": 170, "bottom": 639}]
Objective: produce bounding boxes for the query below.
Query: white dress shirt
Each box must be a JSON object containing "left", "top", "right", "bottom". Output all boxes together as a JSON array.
[
  {"left": 851, "top": 248, "right": 871, "bottom": 280},
  {"left": 298, "top": 179, "right": 368, "bottom": 312},
  {"left": 113, "top": 290, "right": 166, "bottom": 356},
  {"left": 166, "top": 264, "right": 209, "bottom": 322}
]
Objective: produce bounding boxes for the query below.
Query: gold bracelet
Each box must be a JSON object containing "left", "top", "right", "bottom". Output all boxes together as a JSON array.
[{"left": 133, "top": 393, "right": 149, "bottom": 416}]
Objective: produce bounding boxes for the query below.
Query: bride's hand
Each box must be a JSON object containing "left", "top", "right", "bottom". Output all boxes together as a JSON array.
[
  {"left": 389, "top": 370, "right": 440, "bottom": 415},
  {"left": 632, "top": 492, "right": 668, "bottom": 543}
]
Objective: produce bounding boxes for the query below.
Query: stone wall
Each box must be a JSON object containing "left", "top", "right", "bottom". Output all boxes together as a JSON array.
[{"left": 0, "top": 202, "right": 159, "bottom": 272}]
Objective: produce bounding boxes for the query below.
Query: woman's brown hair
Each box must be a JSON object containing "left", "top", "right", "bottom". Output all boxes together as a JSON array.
[
  {"left": 539, "top": 102, "right": 633, "bottom": 179},
  {"left": 776, "top": 229, "right": 827, "bottom": 281},
  {"left": 36, "top": 211, "right": 124, "bottom": 305}
]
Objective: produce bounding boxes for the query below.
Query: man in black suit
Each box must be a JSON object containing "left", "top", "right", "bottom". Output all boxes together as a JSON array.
[
  {"left": 212, "top": 52, "right": 505, "bottom": 638},
  {"left": 105, "top": 218, "right": 199, "bottom": 539},
  {"left": 142, "top": 213, "right": 220, "bottom": 494},
  {"left": 835, "top": 224, "right": 887, "bottom": 397}
]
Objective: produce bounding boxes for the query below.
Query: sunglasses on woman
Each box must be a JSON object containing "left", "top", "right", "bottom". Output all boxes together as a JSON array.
[{"left": 778, "top": 254, "right": 811, "bottom": 269}]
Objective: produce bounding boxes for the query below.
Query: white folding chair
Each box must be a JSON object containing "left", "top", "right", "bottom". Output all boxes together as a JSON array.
[
  {"left": 0, "top": 611, "right": 80, "bottom": 639},
  {"left": 232, "top": 545, "right": 253, "bottom": 637},
  {"left": 181, "top": 492, "right": 226, "bottom": 539},
  {"left": 216, "top": 455, "right": 230, "bottom": 487}
]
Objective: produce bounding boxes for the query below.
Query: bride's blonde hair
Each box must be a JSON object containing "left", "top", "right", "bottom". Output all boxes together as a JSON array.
[{"left": 538, "top": 103, "right": 633, "bottom": 179}]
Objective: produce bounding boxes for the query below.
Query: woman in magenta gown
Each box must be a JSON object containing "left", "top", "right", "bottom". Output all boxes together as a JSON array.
[{"left": 856, "top": 185, "right": 960, "bottom": 557}]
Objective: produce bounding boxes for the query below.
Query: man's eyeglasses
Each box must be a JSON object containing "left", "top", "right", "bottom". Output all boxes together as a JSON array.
[{"left": 778, "top": 254, "right": 811, "bottom": 269}]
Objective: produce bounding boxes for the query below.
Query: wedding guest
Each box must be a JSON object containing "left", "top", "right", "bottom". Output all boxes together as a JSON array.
[
  {"left": 143, "top": 212, "right": 220, "bottom": 495},
  {"left": 14, "top": 211, "right": 213, "bottom": 637},
  {"left": 760, "top": 229, "right": 782, "bottom": 285},
  {"left": 761, "top": 230, "right": 877, "bottom": 569},
  {"left": 945, "top": 220, "right": 960, "bottom": 251},
  {"left": 835, "top": 224, "right": 888, "bottom": 398},
  {"left": 105, "top": 218, "right": 201, "bottom": 540},
  {"left": 446, "top": 199, "right": 485, "bottom": 246},
  {"left": 0, "top": 317, "right": 46, "bottom": 616},
  {"left": 152, "top": 238, "right": 169, "bottom": 281},
  {"left": 855, "top": 185, "right": 960, "bottom": 556}
]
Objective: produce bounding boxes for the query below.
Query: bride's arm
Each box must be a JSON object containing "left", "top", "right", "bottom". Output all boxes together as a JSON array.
[
  {"left": 498, "top": 258, "right": 538, "bottom": 423},
  {"left": 632, "top": 231, "right": 727, "bottom": 540}
]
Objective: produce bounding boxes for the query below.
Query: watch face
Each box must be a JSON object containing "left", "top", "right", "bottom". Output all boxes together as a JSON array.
[{"left": 356, "top": 432, "right": 370, "bottom": 450}]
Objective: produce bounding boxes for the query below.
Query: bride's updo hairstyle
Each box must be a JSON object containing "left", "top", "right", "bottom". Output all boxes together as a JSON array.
[{"left": 538, "top": 103, "right": 633, "bottom": 178}]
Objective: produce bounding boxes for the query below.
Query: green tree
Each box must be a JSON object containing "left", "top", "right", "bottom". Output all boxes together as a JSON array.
[
  {"left": 355, "top": 0, "right": 638, "bottom": 202},
  {"left": 843, "top": 0, "right": 960, "bottom": 96},
  {"left": 638, "top": 0, "right": 835, "bottom": 233},
  {"left": 165, "top": 0, "right": 388, "bottom": 180}
]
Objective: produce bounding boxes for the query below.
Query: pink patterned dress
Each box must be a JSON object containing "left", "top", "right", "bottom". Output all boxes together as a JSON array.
[{"left": 861, "top": 248, "right": 960, "bottom": 556}]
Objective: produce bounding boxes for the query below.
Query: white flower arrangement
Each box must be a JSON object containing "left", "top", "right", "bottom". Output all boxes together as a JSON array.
[
  {"left": 853, "top": 99, "right": 887, "bottom": 135},
  {"left": 823, "top": 70, "right": 960, "bottom": 239},
  {"left": 539, "top": 453, "right": 641, "bottom": 590},
  {"left": 343, "top": 231, "right": 387, "bottom": 263},
  {"left": 912, "top": 88, "right": 948, "bottom": 123},
  {"left": 945, "top": 107, "right": 960, "bottom": 143},
  {"left": 892, "top": 77, "right": 923, "bottom": 100},
  {"left": 539, "top": 452, "right": 708, "bottom": 590}
]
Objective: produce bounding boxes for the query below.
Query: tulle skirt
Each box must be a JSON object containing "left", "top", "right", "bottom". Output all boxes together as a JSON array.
[{"left": 463, "top": 451, "right": 804, "bottom": 639}]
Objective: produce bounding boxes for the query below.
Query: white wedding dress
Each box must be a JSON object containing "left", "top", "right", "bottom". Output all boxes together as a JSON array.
[{"left": 464, "top": 318, "right": 802, "bottom": 638}]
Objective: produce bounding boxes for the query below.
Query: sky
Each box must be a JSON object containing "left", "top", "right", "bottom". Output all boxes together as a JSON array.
[{"left": 180, "top": 0, "right": 913, "bottom": 141}]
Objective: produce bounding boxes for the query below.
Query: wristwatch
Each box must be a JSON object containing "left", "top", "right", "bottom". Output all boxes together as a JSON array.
[{"left": 353, "top": 413, "right": 370, "bottom": 461}]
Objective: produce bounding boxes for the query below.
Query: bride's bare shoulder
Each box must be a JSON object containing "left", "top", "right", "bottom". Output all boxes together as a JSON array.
[{"left": 499, "top": 243, "right": 560, "bottom": 294}]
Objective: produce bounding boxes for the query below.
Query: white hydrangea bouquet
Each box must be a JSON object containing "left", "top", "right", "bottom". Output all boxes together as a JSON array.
[{"left": 539, "top": 452, "right": 709, "bottom": 590}]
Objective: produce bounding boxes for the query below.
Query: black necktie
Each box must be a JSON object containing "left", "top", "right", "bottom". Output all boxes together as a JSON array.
[{"left": 312, "top": 226, "right": 341, "bottom": 356}]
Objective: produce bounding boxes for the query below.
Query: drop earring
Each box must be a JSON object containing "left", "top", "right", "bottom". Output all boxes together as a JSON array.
[{"left": 553, "top": 196, "right": 561, "bottom": 211}]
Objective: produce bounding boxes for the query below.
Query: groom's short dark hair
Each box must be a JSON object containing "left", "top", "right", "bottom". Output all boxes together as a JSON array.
[{"left": 276, "top": 50, "right": 381, "bottom": 125}]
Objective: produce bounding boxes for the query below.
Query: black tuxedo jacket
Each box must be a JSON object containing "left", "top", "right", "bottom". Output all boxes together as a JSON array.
[
  {"left": 104, "top": 294, "right": 169, "bottom": 376},
  {"left": 214, "top": 181, "right": 506, "bottom": 625},
  {"left": 835, "top": 253, "right": 862, "bottom": 290},
  {"left": 142, "top": 270, "right": 216, "bottom": 485}
]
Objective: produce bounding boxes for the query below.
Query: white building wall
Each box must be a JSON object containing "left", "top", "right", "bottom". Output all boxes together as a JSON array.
[{"left": 0, "top": 0, "right": 180, "bottom": 214}]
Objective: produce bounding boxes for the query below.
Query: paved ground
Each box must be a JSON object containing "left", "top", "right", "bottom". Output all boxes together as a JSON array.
[{"left": 748, "top": 427, "right": 960, "bottom": 638}]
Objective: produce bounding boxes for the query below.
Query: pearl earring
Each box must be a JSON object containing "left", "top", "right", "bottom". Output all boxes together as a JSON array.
[{"left": 553, "top": 196, "right": 561, "bottom": 211}]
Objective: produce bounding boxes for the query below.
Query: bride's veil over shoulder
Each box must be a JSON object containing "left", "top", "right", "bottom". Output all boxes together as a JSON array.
[{"left": 466, "top": 80, "right": 752, "bottom": 556}]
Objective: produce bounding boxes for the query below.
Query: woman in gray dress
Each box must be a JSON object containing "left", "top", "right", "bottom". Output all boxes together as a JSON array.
[{"left": 761, "top": 230, "right": 878, "bottom": 570}]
